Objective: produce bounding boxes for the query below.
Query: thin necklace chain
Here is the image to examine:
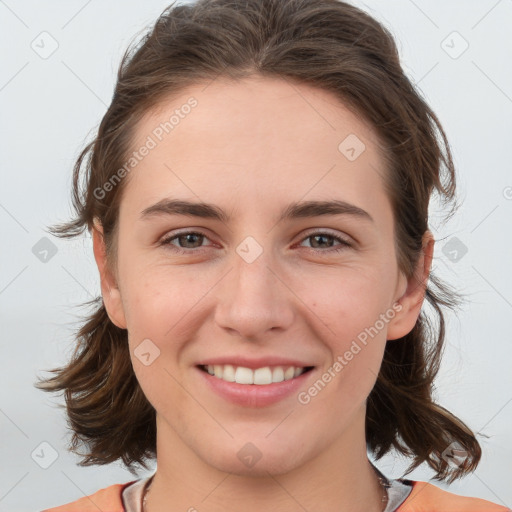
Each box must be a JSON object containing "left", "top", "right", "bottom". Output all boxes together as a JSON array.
[{"left": 142, "top": 470, "right": 389, "bottom": 511}]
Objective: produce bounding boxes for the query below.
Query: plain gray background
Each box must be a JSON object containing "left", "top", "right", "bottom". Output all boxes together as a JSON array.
[{"left": 1, "top": 0, "right": 511, "bottom": 510}]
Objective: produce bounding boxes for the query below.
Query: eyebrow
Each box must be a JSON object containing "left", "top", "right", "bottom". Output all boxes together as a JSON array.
[{"left": 140, "top": 198, "right": 374, "bottom": 224}]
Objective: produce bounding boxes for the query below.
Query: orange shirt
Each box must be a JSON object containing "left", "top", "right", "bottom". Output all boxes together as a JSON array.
[{"left": 41, "top": 479, "right": 511, "bottom": 512}]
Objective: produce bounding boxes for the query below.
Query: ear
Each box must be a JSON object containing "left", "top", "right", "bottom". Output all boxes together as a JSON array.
[
  {"left": 91, "top": 219, "right": 127, "bottom": 329},
  {"left": 386, "top": 230, "right": 434, "bottom": 341}
]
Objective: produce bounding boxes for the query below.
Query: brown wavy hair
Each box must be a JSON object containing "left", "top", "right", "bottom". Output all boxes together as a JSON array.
[{"left": 36, "top": 0, "right": 484, "bottom": 482}]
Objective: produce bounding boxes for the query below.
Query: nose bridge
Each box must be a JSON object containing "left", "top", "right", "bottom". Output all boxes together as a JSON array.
[
  {"left": 214, "top": 232, "right": 294, "bottom": 336},
  {"left": 232, "top": 233, "right": 280, "bottom": 304}
]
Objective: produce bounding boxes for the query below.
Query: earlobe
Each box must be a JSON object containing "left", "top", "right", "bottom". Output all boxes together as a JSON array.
[
  {"left": 91, "top": 219, "right": 127, "bottom": 330},
  {"left": 387, "top": 231, "right": 435, "bottom": 341}
]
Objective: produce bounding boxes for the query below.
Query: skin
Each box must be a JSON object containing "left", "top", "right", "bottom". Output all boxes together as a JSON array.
[{"left": 92, "top": 75, "right": 433, "bottom": 512}]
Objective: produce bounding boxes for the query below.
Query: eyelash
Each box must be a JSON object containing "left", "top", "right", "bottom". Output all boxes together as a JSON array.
[{"left": 158, "top": 229, "right": 352, "bottom": 255}]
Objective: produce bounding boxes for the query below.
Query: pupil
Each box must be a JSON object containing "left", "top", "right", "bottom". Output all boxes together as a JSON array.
[
  {"left": 181, "top": 233, "right": 201, "bottom": 247},
  {"left": 313, "top": 235, "right": 330, "bottom": 248}
]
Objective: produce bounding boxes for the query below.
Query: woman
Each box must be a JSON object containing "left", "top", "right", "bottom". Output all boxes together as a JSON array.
[{"left": 37, "top": 0, "right": 510, "bottom": 510}]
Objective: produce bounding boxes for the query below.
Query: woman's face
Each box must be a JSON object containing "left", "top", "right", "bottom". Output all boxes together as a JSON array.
[{"left": 94, "top": 75, "right": 430, "bottom": 476}]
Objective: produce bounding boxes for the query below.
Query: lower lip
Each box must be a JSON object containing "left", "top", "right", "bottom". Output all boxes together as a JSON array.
[{"left": 196, "top": 366, "right": 315, "bottom": 407}]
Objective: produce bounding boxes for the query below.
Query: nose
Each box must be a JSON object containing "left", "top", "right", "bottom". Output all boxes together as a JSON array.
[{"left": 214, "top": 243, "right": 295, "bottom": 340}]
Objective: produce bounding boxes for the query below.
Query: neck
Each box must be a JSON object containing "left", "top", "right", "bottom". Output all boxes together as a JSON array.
[{"left": 145, "top": 409, "right": 387, "bottom": 512}]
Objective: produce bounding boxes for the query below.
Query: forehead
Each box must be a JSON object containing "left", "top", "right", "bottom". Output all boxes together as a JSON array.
[
  {"left": 133, "top": 74, "right": 382, "bottom": 157},
  {"left": 122, "top": 75, "right": 389, "bottom": 219}
]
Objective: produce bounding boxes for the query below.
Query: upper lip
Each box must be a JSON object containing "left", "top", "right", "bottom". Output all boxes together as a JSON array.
[{"left": 196, "top": 356, "right": 316, "bottom": 370}]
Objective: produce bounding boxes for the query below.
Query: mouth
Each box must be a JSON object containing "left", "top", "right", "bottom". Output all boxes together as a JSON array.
[
  {"left": 197, "top": 364, "right": 315, "bottom": 385},
  {"left": 196, "top": 363, "right": 317, "bottom": 407}
]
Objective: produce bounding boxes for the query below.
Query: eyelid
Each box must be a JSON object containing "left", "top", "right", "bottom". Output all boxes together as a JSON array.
[
  {"left": 158, "top": 226, "right": 355, "bottom": 255},
  {"left": 298, "top": 227, "right": 354, "bottom": 246},
  {"left": 158, "top": 228, "right": 215, "bottom": 246},
  {"left": 158, "top": 227, "right": 352, "bottom": 244}
]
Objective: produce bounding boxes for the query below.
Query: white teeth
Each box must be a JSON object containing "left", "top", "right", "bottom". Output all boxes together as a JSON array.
[
  {"left": 235, "top": 366, "right": 254, "bottom": 384},
  {"left": 284, "top": 367, "right": 295, "bottom": 380},
  {"left": 222, "top": 364, "right": 236, "bottom": 382},
  {"left": 272, "top": 366, "right": 284, "bottom": 383},
  {"left": 205, "top": 364, "right": 309, "bottom": 385}
]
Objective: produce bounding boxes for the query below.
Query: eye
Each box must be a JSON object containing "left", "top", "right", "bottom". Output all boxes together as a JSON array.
[
  {"left": 159, "top": 230, "right": 213, "bottom": 254},
  {"left": 297, "top": 231, "right": 352, "bottom": 254},
  {"left": 159, "top": 229, "right": 352, "bottom": 255}
]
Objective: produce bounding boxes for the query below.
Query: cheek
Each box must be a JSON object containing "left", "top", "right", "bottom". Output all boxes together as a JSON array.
[
  {"left": 313, "top": 296, "right": 389, "bottom": 412},
  {"left": 121, "top": 263, "right": 200, "bottom": 338},
  {"left": 308, "top": 264, "right": 395, "bottom": 330},
  {"left": 307, "top": 267, "right": 394, "bottom": 386},
  {"left": 123, "top": 269, "right": 193, "bottom": 410}
]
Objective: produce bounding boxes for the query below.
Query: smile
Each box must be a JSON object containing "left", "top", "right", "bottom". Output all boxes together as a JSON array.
[{"left": 199, "top": 364, "right": 315, "bottom": 385}]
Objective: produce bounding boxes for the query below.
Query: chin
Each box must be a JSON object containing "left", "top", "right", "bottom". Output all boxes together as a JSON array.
[
  {"left": 197, "top": 436, "right": 310, "bottom": 477},
  {"left": 209, "top": 452, "right": 304, "bottom": 478}
]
